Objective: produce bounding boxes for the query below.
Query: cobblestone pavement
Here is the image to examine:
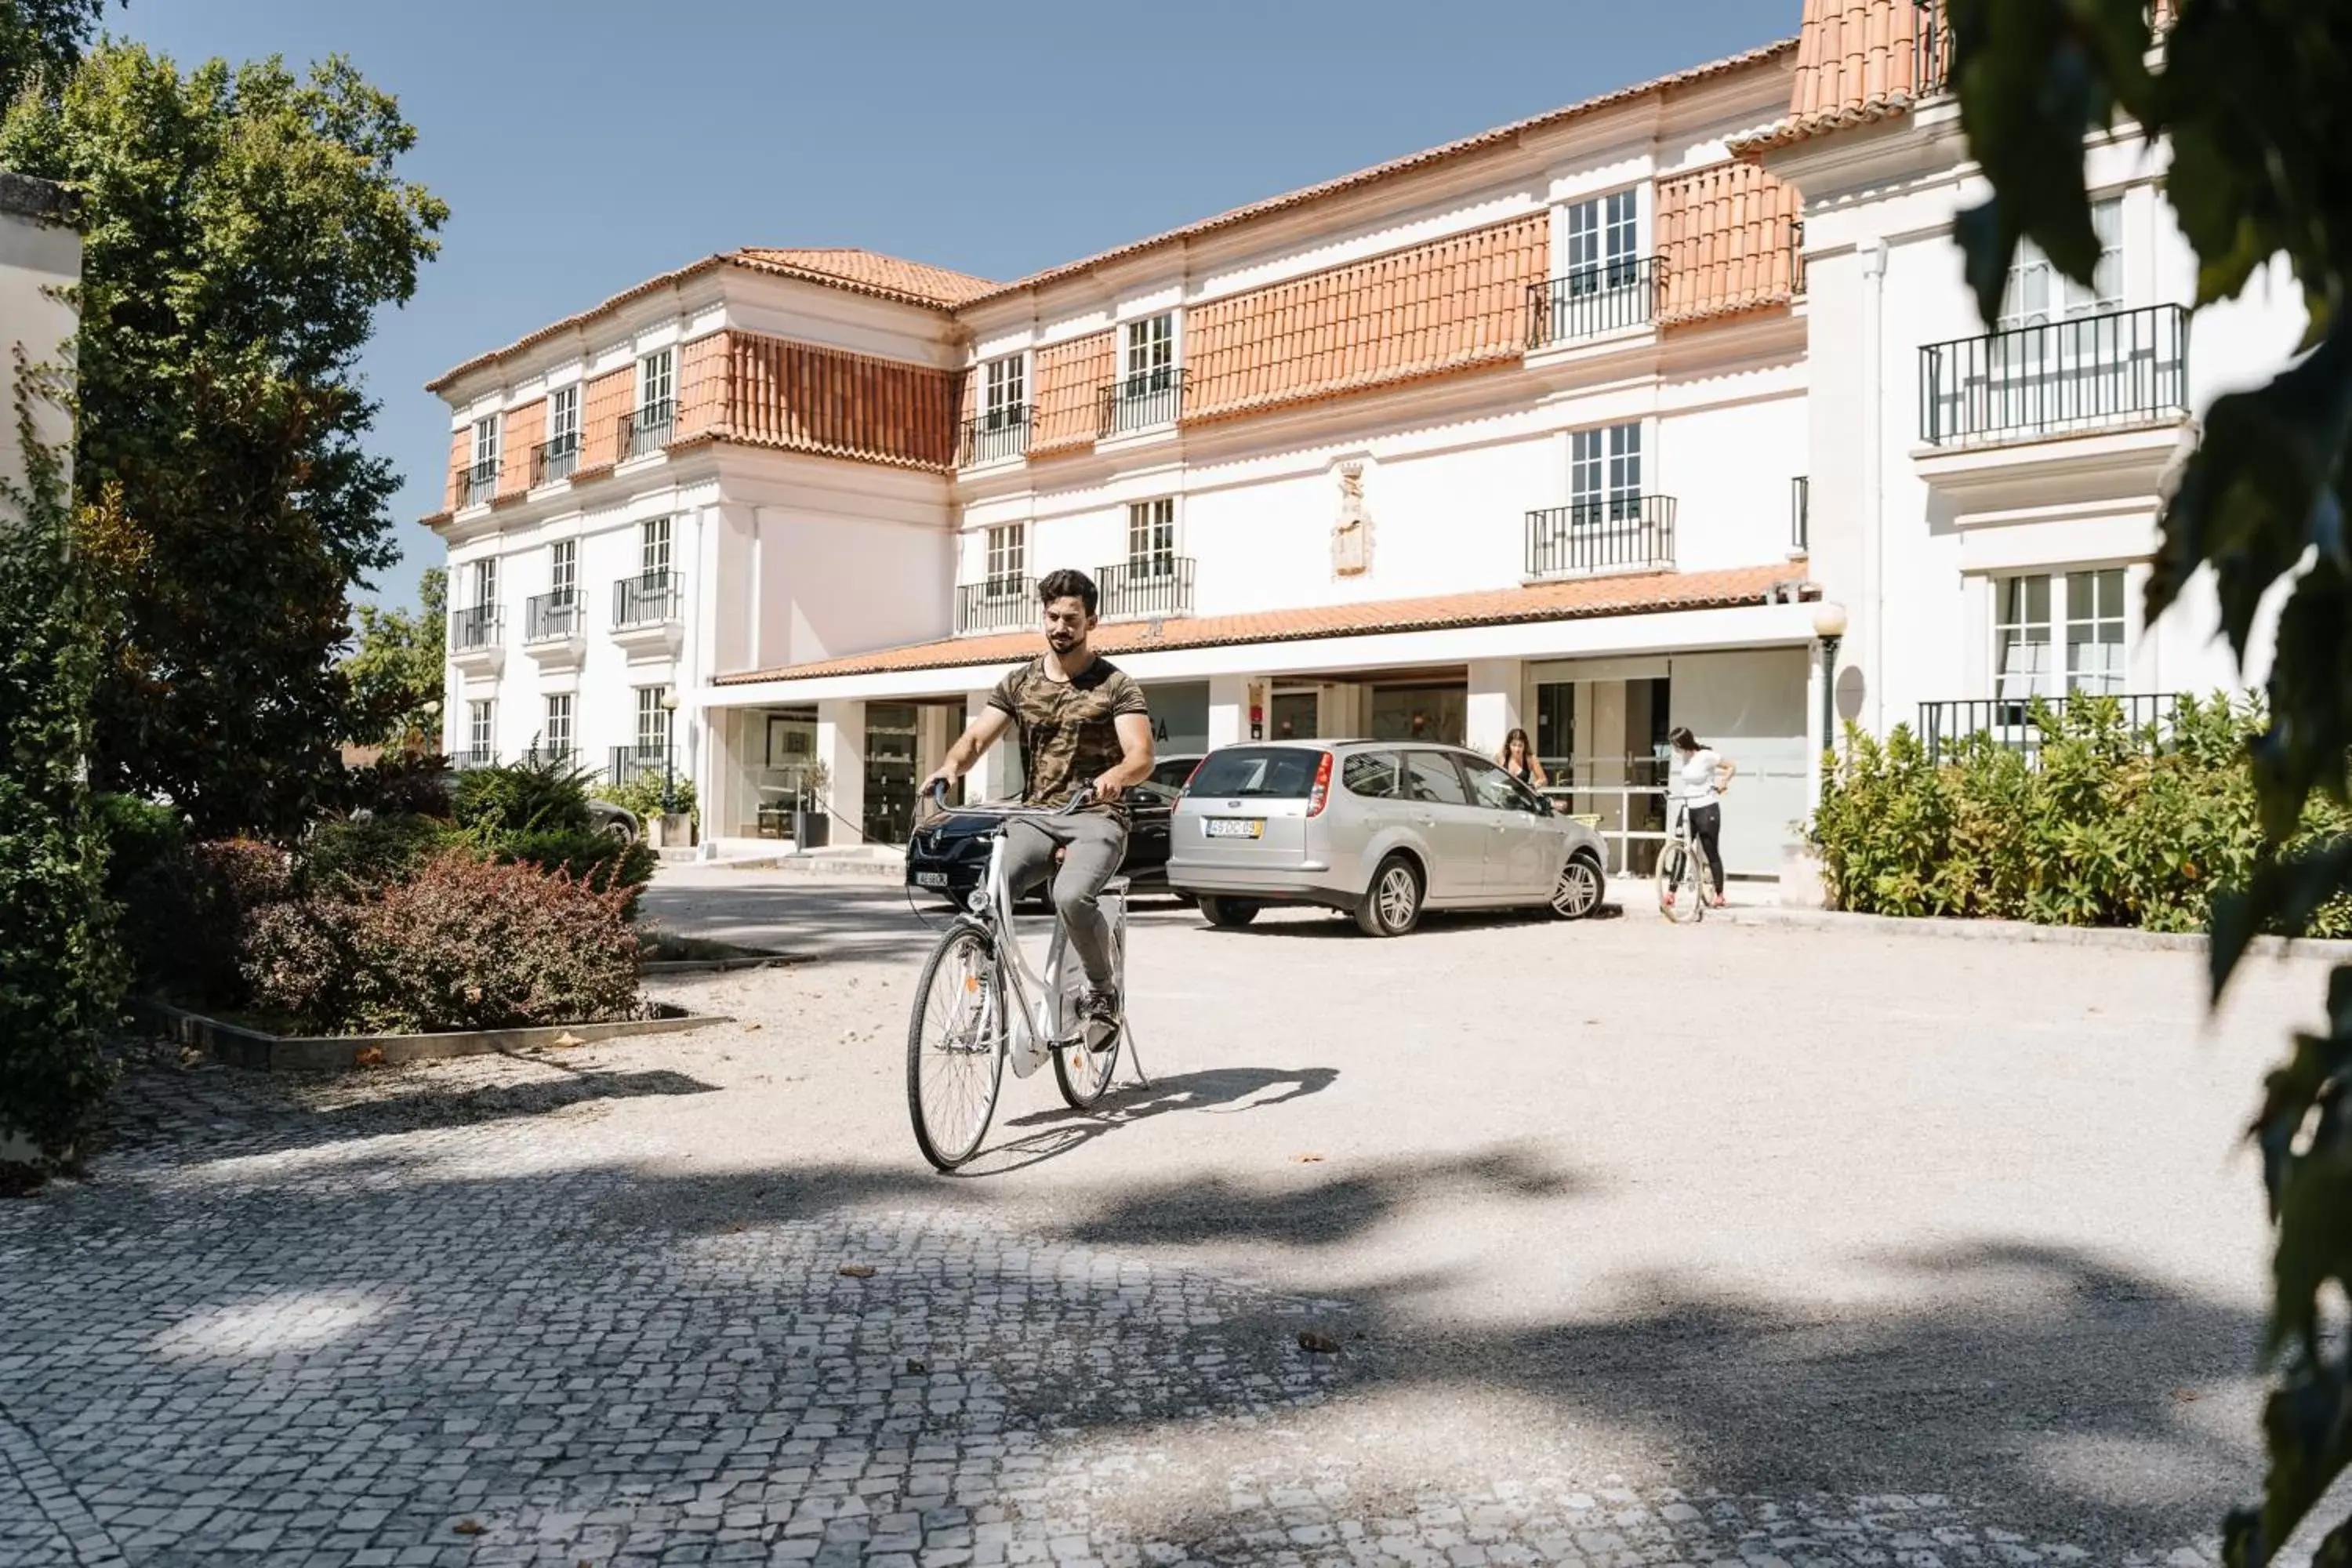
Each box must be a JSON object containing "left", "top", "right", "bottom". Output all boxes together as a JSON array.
[{"left": 2, "top": 891, "right": 2327, "bottom": 1566}]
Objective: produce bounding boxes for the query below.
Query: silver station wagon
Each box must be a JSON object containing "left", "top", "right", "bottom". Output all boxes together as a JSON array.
[{"left": 1165, "top": 740, "right": 1608, "bottom": 936}]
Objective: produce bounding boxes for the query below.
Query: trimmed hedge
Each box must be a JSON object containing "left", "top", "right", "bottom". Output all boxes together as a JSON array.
[{"left": 1815, "top": 693, "right": 2352, "bottom": 934}]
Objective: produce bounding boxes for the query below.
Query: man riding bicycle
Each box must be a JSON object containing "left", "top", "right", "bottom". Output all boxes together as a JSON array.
[{"left": 920, "top": 568, "right": 1155, "bottom": 1041}]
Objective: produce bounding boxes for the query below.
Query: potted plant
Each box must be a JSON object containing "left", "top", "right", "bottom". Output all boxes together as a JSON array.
[{"left": 793, "top": 762, "right": 831, "bottom": 851}]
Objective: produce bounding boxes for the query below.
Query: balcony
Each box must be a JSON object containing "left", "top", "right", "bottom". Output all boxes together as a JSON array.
[
  {"left": 611, "top": 570, "right": 684, "bottom": 659},
  {"left": 531, "top": 433, "right": 580, "bottom": 486},
  {"left": 1096, "top": 368, "right": 1186, "bottom": 438},
  {"left": 619, "top": 400, "right": 674, "bottom": 462},
  {"left": 961, "top": 405, "right": 1032, "bottom": 466},
  {"left": 608, "top": 745, "right": 672, "bottom": 789},
  {"left": 1920, "top": 304, "right": 2188, "bottom": 449},
  {"left": 524, "top": 590, "right": 585, "bottom": 669},
  {"left": 448, "top": 604, "right": 503, "bottom": 674},
  {"left": 1525, "top": 496, "right": 1678, "bottom": 579},
  {"left": 1525, "top": 258, "right": 1661, "bottom": 350},
  {"left": 956, "top": 577, "right": 1033, "bottom": 636},
  {"left": 1919, "top": 691, "right": 2181, "bottom": 764},
  {"left": 1097, "top": 557, "right": 1194, "bottom": 621},
  {"left": 1915, "top": 1, "right": 1953, "bottom": 99},
  {"left": 460, "top": 458, "right": 497, "bottom": 509},
  {"left": 453, "top": 748, "right": 497, "bottom": 771}
]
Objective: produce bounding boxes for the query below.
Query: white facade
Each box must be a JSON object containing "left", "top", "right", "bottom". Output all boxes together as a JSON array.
[{"left": 0, "top": 172, "right": 80, "bottom": 499}]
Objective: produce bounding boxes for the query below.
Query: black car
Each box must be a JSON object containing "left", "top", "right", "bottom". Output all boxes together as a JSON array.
[{"left": 906, "top": 777, "right": 1182, "bottom": 906}]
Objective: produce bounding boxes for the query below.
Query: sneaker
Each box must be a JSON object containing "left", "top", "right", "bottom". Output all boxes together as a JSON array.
[{"left": 1077, "top": 988, "right": 1121, "bottom": 1047}]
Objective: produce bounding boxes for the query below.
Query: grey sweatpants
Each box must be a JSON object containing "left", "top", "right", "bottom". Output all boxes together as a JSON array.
[{"left": 1001, "top": 811, "right": 1128, "bottom": 993}]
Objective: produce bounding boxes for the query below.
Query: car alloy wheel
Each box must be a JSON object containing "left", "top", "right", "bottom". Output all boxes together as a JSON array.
[
  {"left": 1375, "top": 863, "right": 1418, "bottom": 931},
  {"left": 1551, "top": 855, "right": 1601, "bottom": 920}
]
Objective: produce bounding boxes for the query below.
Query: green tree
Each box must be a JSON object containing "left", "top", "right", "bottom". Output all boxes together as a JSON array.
[
  {"left": 0, "top": 44, "right": 447, "bottom": 839},
  {"left": 346, "top": 566, "right": 445, "bottom": 748},
  {"left": 0, "top": 350, "right": 122, "bottom": 1167},
  {"left": 1946, "top": 1, "right": 2352, "bottom": 1560},
  {"left": 0, "top": 0, "right": 109, "bottom": 104}
]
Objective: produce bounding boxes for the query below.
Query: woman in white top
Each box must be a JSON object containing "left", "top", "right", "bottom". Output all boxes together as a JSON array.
[{"left": 1668, "top": 726, "right": 1736, "bottom": 908}]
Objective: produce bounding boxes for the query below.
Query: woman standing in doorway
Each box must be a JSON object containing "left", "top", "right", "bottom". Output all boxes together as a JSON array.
[
  {"left": 1668, "top": 726, "right": 1734, "bottom": 908},
  {"left": 1496, "top": 728, "right": 1548, "bottom": 789}
]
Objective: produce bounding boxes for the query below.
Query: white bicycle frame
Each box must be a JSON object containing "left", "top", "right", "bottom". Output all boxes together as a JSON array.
[{"left": 944, "top": 804, "right": 1127, "bottom": 1064}]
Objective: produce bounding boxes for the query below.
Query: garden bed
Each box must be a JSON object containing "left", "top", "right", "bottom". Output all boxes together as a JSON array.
[{"left": 134, "top": 998, "right": 728, "bottom": 1073}]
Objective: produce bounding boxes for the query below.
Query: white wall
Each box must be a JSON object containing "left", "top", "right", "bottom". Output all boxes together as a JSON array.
[{"left": 0, "top": 187, "right": 79, "bottom": 500}]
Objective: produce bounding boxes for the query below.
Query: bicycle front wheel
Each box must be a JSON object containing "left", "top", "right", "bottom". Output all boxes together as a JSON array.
[
  {"left": 1656, "top": 840, "right": 1706, "bottom": 924},
  {"left": 906, "top": 924, "right": 1004, "bottom": 1171}
]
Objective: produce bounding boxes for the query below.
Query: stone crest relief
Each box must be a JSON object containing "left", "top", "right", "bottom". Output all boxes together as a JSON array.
[{"left": 1331, "top": 461, "right": 1373, "bottom": 577}]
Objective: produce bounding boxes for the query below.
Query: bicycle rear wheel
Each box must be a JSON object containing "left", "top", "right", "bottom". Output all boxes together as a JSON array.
[
  {"left": 1052, "top": 891, "right": 1124, "bottom": 1110},
  {"left": 906, "top": 924, "right": 1004, "bottom": 1171},
  {"left": 1656, "top": 840, "right": 1706, "bottom": 924}
]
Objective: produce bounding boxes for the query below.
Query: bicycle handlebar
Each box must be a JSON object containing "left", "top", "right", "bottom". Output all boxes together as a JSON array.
[{"left": 925, "top": 779, "right": 1098, "bottom": 821}]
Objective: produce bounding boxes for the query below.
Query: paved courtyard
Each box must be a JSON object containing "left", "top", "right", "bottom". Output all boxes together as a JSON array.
[{"left": 1, "top": 869, "right": 2335, "bottom": 1566}]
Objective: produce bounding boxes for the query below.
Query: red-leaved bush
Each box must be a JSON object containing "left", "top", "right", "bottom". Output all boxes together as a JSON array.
[{"left": 240, "top": 851, "right": 641, "bottom": 1035}]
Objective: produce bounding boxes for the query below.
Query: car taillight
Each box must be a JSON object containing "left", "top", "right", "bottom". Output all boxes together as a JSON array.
[{"left": 1307, "top": 750, "right": 1334, "bottom": 817}]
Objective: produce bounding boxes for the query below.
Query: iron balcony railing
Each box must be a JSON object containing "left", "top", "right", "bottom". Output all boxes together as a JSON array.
[
  {"left": 454, "top": 748, "right": 497, "bottom": 771},
  {"left": 1096, "top": 367, "right": 1186, "bottom": 437},
  {"left": 1526, "top": 495, "right": 1678, "bottom": 579},
  {"left": 1788, "top": 218, "right": 1808, "bottom": 298},
  {"left": 620, "top": 400, "right": 673, "bottom": 460},
  {"left": 1791, "top": 476, "right": 1811, "bottom": 554},
  {"left": 956, "top": 576, "right": 1034, "bottom": 635},
  {"left": 1526, "top": 256, "right": 1661, "bottom": 349},
  {"left": 524, "top": 590, "right": 581, "bottom": 643},
  {"left": 532, "top": 432, "right": 580, "bottom": 485},
  {"left": 449, "top": 604, "right": 501, "bottom": 651},
  {"left": 1921, "top": 303, "right": 2190, "bottom": 447},
  {"left": 1919, "top": 691, "right": 2182, "bottom": 764},
  {"left": 1098, "top": 557, "right": 1195, "bottom": 620},
  {"left": 461, "top": 458, "right": 498, "bottom": 507},
  {"left": 961, "top": 405, "right": 1032, "bottom": 465},
  {"left": 612, "top": 570, "right": 681, "bottom": 629},
  {"left": 608, "top": 745, "right": 668, "bottom": 786}
]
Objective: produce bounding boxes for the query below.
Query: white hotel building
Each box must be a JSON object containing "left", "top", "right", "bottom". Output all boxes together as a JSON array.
[{"left": 426, "top": 0, "right": 2296, "bottom": 877}]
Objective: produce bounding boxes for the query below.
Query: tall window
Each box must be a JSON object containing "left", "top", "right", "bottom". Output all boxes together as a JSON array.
[
  {"left": 2000, "top": 198, "right": 2123, "bottom": 328},
  {"left": 985, "top": 524, "right": 1025, "bottom": 595},
  {"left": 543, "top": 694, "right": 573, "bottom": 761},
  {"left": 467, "top": 699, "right": 495, "bottom": 763},
  {"left": 466, "top": 415, "right": 499, "bottom": 503},
  {"left": 635, "top": 685, "right": 671, "bottom": 759},
  {"left": 641, "top": 517, "right": 672, "bottom": 580},
  {"left": 548, "top": 385, "right": 580, "bottom": 452},
  {"left": 637, "top": 349, "right": 673, "bottom": 416},
  {"left": 550, "top": 539, "right": 576, "bottom": 601},
  {"left": 1565, "top": 189, "right": 1640, "bottom": 292},
  {"left": 982, "top": 355, "right": 1025, "bottom": 427},
  {"left": 1570, "top": 424, "right": 1642, "bottom": 518},
  {"left": 1995, "top": 568, "right": 2129, "bottom": 699},
  {"left": 470, "top": 557, "right": 499, "bottom": 612},
  {"left": 1127, "top": 498, "right": 1176, "bottom": 578},
  {"left": 1124, "top": 314, "right": 1174, "bottom": 390}
]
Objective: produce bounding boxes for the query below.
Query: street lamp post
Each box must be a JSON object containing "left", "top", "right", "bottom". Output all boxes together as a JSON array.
[
  {"left": 420, "top": 698, "right": 441, "bottom": 759},
  {"left": 1812, "top": 601, "right": 1849, "bottom": 760},
  {"left": 659, "top": 690, "right": 680, "bottom": 818}
]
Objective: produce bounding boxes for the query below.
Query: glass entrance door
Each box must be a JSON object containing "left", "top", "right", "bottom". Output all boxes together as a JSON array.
[
  {"left": 863, "top": 703, "right": 919, "bottom": 845},
  {"left": 1368, "top": 684, "right": 1465, "bottom": 746}
]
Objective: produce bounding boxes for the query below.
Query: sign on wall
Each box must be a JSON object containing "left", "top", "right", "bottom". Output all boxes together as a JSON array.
[{"left": 1143, "top": 681, "right": 1210, "bottom": 756}]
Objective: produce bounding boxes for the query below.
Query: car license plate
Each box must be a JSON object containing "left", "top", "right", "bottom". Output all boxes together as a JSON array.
[
  {"left": 1205, "top": 818, "right": 1263, "bottom": 840},
  {"left": 914, "top": 871, "right": 949, "bottom": 887}
]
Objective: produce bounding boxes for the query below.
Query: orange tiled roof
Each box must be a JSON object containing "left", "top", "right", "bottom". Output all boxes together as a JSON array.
[
  {"left": 733, "top": 249, "right": 996, "bottom": 307},
  {"left": 957, "top": 40, "right": 1798, "bottom": 309},
  {"left": 1657, "top": 161, "right": 1803, "bottom": 325},
  {"left": 713, "top": 564, "right": 1808, "bottom": 687},
  {"left": 1733, "top": 0, "right": 1936, "bottom": 155},
  {"left": 425, "top": 246, "right": 994, "bottom": 393}
]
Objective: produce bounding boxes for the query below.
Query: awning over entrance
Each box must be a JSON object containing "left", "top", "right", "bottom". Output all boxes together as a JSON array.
[{"left": 711, "top": 563, "right": 1810, "bottom": 689}]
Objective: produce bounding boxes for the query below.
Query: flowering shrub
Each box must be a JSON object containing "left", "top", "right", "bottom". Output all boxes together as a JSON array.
[
  {"left": 1814, "top": 694, "right": 2352, "bottom": 934},
  {"left": 239, "top": 851, "right": 641, "bottom": 1035}
]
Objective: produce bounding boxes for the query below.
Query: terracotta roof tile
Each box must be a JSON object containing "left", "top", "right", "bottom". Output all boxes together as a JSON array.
[
  {"left": 713, "top": 564, "right": 1807, "bottom": 687},
  {"left": 1733, "top": 0, "right": 1936, "bottom": 155},
  {"left": 732, "top": 249, "right": 996, "bottom": 307},
  {"left": 1657, "top": 161, "right": 1804, "bottom": 325},
  {"left": 959, "top": 40, "right": 1798, "bottom": 308}
]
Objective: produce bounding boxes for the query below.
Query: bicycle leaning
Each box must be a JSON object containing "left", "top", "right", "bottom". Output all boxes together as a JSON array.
[
  {"left": 904, "top": 781, "right": 1142, "bottom": 1171},
  {"left": 1654, "top": 797, "right": 1715, "bottom": 924}
]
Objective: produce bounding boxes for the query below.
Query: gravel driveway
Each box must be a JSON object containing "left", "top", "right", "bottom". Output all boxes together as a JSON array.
[{"left": 0, "top": 866, "right": 2331, "bottom": 1566}]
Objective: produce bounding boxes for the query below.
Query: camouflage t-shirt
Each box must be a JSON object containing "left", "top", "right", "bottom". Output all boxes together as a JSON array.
[{"left": 989, "top": 655, "right": 1148, "bottom": 810}]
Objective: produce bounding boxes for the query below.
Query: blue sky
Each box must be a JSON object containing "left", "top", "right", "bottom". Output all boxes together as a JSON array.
[{"left": 121, "top": 0, "right": 1793, "bottom": 611}]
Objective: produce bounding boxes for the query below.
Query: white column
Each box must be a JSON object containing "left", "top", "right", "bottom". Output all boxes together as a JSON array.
[
  {"left": 1208, "top": 674, "right": 1249, "bottom": 748},
  {"left": 1465, "top": 657, "right": 1524, "bottom": 758},
  {"left": 965, "top": 690, "right": 1018, "bottom": 801},
  {"left": 816, "top": 699, "right": 864, "bottom": 845}
]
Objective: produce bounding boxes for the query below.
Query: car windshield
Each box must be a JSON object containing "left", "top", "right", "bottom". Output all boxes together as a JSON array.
[{"left": 1185, "top": 747, "right": 1324, "bottom": 799}]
